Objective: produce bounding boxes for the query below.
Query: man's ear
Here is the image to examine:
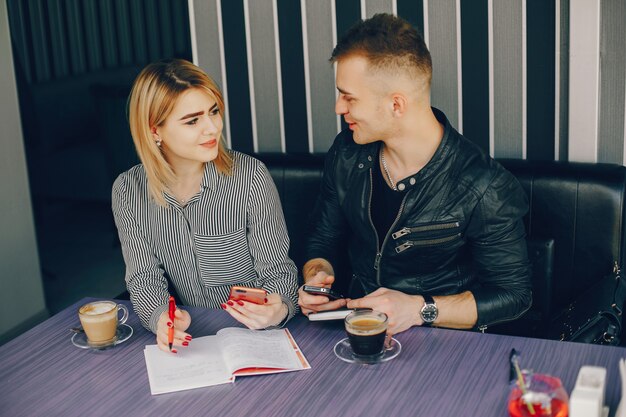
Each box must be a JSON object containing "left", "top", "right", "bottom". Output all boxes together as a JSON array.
[{"left": 391, "top": 93, "right": 407, "bottom": 117}]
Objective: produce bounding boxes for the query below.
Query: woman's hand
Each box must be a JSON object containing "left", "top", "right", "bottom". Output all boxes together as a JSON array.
[
  {"left": 156, "top": 308, "right": 192, "bottom": 353},
  {"left": 222, "top": 293, "right": 288, "bottom": 329}
]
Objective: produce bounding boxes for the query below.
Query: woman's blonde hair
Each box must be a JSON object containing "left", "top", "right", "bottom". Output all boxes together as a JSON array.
[{"left": 128, "top": 59, "right": 233, "bottom": 205}]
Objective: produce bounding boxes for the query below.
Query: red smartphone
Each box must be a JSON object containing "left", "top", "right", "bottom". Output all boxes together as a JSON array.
[{"left": 229, "top": 286, "right": 267, "bottom": 304}]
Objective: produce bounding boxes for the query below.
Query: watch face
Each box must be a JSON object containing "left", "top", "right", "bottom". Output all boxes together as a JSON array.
[{"left": 421, "top": 304, "right": 438, "bottom": 323}]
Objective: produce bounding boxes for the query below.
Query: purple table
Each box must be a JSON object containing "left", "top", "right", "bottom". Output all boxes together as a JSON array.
[{"left": 0, "top": 297, "right": 624, "bottom": 417}]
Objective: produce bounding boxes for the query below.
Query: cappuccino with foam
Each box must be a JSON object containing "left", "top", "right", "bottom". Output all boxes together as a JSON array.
[{"left": 79, "top": 301, "right": 128, "bottom": 347}]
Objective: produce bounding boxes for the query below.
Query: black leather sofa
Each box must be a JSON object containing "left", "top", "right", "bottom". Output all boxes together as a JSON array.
[{"left": 256, "top": 153, "right": 626, "bottom": 340}]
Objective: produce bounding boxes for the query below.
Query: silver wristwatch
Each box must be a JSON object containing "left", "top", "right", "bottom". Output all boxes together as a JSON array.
[{"left": 420, "top": 294, "right": 438, "bottom": 326}]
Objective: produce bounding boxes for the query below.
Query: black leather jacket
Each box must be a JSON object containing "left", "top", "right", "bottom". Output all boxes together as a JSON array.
[{"left": 306, "top": 109, "right": 532, "bottom": 329}]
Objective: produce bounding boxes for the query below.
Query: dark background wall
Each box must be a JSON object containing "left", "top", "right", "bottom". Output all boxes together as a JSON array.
[
  {"left": 0, "top": 0, "right": 46, "bottom": 346},
  {"left": 7, "top": 0, "right": 192, "bottom": 201},
  {"left": 3, "top": 0, "right": 194, "bottom": 338}
]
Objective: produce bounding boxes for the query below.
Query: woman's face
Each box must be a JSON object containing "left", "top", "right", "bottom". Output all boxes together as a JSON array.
[{"left": 154, "top": 88, "right": 223, "bottom": 170}]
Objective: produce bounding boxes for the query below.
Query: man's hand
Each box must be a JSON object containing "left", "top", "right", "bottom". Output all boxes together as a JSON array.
[
  {"left": 298, "top": 271, "right": 347, "bottom": 315},
  {"left": 347, "top": 287, "right": 421, "bottom": 335}
]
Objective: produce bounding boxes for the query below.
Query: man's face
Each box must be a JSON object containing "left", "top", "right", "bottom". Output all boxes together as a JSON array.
[{"left": 335, "top": 55, "right": 393, "bottom": 144}]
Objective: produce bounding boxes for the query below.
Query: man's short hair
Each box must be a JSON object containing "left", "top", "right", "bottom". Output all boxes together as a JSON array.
[{"left": 330, "top": 13, "right": 432, "bottom": 84}]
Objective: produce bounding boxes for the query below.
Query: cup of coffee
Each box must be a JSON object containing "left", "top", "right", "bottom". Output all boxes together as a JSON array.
[
  {"left": 345, "top": 310, "right": 388, "bottom": 356},
  {"left": 78, "top": 301, "right": 129, "bottom": 347}
]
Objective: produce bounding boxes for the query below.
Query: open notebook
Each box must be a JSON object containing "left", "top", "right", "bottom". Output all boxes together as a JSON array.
[{"left": 144, "top": 327, "right": 310, "bottom": 395}]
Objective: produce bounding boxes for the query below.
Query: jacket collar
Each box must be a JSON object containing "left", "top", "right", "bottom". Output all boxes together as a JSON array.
[{"left": 353, "top": 107, "right": 456, "bottom": 191}]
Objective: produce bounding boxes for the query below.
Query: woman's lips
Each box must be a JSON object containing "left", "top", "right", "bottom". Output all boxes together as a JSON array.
[{"left": 200, "top": 139, "right": 217, "bottom": 148}]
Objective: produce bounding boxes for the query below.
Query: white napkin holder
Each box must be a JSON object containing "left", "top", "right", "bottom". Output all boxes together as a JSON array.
[{"left": 569, "top": 366, "right": 607, "bottom": 417}]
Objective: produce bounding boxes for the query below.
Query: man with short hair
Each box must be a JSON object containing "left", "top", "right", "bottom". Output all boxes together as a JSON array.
[{"left": 298, "top": 14, "right": 532, "bottom": 334}]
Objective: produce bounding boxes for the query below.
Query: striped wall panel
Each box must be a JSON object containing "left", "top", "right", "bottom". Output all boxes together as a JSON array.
[
  {"left": 197, "top": 0, "right": 616, "bottom": 161},
  {"left": 491, "top": 0, "right": 525, "bottom": 159},
  {"left": 189, "top": 0, "right": 231, "bottom": 146},
  {"left": 7, "top": 0, "right": 625, "bottom": 164},
  {"left": 47, "top": 0, "right": 70, "bottom": 78},
  {"left": 65, "top": 0, "right": 87, "bottom": 74},
  {"left": 556, "top": 0, "right": 569, "bottom": 161},
  {"left": 245, "top": 0, "right": 284, "bottom": 152},
  {"left": 598, "top": 0, "right": 626, "bottom": 165},
  {"left": 276, "top": 0, "right": 308, "bottom": 153},
  {"left": 568, "top": 0, "right": 600, "bottom": 162},
  {"left": 460, "top": 0, "right": 489, "bottom": 152},
  {"left": 192, "top": 0, "right": 626, "bottom": 164},
  {"left": 527, "top": 0, "right": 555, "bottom": 161},
  {"left": 6, "top": 0, "right": 192, "bottom": 84},
  {"left": 362, "top": 0, "right": 394, "bottom": 19},
  {"left": 427, "top": 0, "right": 461, "bottom": 131},
  {"left": 334, "top": 0, "right": 360, "bottom": 133},
  {"left": 302, "top": 0, "right": 337, "bottom": 153},
  {"left": 221, "top": 0, "right": 254, "bottom": 153}
]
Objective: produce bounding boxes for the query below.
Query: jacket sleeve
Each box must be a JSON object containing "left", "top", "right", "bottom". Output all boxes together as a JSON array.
[
  {"left": 246, "top": 163, "right": 299, "bottom": 323},
  {"left": 111, "top": 174, "right": 169, "bottom": 334},
  {"left": 305, "top": 139, "right": 350, "bottom": 271},
  {"left": 465, "top": 168, "right": 533, "bottom": 329}
]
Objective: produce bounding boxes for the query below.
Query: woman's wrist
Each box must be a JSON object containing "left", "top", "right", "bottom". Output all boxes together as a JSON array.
[
  {"left": 266, "top": 302, "right": 289, "bottom": 329},
  {"left": 275, "top": 302, "right": 289, "bottom": 325}
]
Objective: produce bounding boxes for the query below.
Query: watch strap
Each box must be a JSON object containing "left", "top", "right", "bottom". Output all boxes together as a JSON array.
[{"left": 423, "top": 294, "right": 435, "bottom": 305}]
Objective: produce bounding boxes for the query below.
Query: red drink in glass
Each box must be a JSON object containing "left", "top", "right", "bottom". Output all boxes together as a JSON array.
[
  {"left": 507, "top": 373, "right": 569, "bottom": 417},
  {"left": 508, "top": 396, "right": 569, "bottom": 417}
]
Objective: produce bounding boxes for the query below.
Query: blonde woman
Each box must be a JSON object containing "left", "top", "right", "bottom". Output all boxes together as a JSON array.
[{"left": 112, "top": 59, "right": 298, "bottom": 352}]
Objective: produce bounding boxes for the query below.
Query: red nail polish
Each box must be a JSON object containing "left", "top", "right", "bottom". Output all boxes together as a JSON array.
[
  {"left": 237, "top": 300, "right": 244, "bottom": 306},
  {"left": 167, "top": 321, "right": 172, "bottom": 327},
  {"left": 172, "top": 349, "right": 178, "bottom": 354},
  {"left": 227, "top": 300, "right": 234, "bottom": 306},
  {"left": 185, "top": 335, "right": 192, "bottom": 341},
  {"left": 264, "top": 298, "right": 268, "bottom": 303},
  {"left": 183, "top": 341, "right": 189, "bottom": 346},
  {"left": 221, "top": 303, "right": 227, "bottom": 309}
]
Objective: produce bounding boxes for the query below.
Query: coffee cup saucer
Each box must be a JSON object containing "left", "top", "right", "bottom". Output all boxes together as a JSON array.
[
  {"left": 71, "top": 323, "right": 133, "bottom": 350},
  {"left": 334, "top": 337, "right": 401, "bottom": 364}
]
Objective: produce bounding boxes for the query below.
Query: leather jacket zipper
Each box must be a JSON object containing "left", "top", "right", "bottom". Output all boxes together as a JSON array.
[
  {"left": 368, "top": 168, "right": 408, "bottom": 287},
  {"left": 368, "top": 169, "right": 381, "bottom": 271},
  {"left": 392, "top": 221, "right": 461, "bottom": 239},
  {"left": 395, "top": 233, "right": 461, "bottom": 253}
]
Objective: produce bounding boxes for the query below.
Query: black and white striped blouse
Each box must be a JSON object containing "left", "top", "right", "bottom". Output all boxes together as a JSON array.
[{"left": 112, "top": 150, "right": 298, "bottom": 333}]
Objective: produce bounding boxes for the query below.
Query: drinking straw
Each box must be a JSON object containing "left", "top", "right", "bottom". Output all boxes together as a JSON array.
[{"left": 509, "top": 349, "right": 536, "bottom": 415}]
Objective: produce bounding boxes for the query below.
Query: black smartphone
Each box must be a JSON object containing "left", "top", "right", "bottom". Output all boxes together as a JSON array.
[{"left": 302, "top": 285, "right": 345, "bottom": 300}]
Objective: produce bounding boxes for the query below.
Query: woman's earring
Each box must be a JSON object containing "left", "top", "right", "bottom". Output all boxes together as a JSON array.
[{"left": 155, "top": 138, "right": 162, "bottom": 147}]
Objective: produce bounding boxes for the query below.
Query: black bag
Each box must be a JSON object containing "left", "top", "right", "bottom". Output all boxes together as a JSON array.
[{"left": 550, "top": 262, "right": 626, "bottom": 345}]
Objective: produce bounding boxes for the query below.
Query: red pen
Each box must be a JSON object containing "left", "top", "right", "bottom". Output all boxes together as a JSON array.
[{"left": 168, "top": 296, "right": 175, "bottom": 351}]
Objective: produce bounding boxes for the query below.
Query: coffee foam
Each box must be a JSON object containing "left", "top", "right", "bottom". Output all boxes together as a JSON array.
[
  {"left": 347, "top": 318, "right": 386, "bottom": 335},
  {"left": 80, "top": 302, "right": 115, "bottom": 316},
  {"left": 348, "top": 327, "right": 386, "bottom": 336}
]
